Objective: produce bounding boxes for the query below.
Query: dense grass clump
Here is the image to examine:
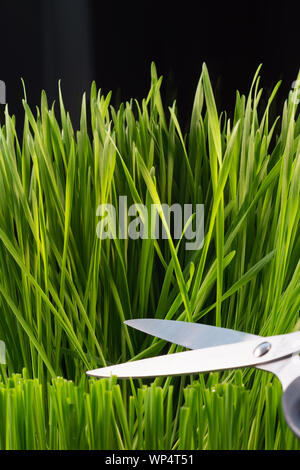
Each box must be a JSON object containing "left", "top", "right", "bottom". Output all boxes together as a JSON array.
[
  {"left": 0, "top": 63, "right": 299, "bottom": 449},
  {"left": 0, "top": 369, "right": 298, "bottom": 450}
]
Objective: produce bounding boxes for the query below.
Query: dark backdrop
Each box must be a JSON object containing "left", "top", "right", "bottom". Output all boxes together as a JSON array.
[{"left": 0, "top": 0, "right": 299, "bottom": 130}]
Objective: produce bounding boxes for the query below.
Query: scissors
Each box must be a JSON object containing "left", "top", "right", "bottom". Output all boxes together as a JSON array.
[{"left": 86, "top": 318, "right": 300, "bottom": 439}]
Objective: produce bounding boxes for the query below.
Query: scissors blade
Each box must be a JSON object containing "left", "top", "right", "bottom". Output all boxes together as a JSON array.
[
  {"left": 86, "top": 331, "right": 300, "bottom": 379},
  {"left": 124, "top": 318, "right": 258, "bottom": 349},
  {"left": 257, "top": 354, "right": 300, "bottom": 391}
]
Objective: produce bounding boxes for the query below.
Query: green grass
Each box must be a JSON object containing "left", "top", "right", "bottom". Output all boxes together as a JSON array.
[
  {"left": 0, "top": 62, "right": 299, "bottom": 449},
  {"left": 0, "top": 369, "right": 299, "bottom": 450}
]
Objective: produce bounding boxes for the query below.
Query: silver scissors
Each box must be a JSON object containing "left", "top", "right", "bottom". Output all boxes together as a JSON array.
[{"left": 86, "top": 319, "right": 300, "bottom": 439}]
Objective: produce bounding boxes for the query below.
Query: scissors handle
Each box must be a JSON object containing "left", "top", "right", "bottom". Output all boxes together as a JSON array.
[{"left": 282, "top": 377, "right": 300, "bottom": 440}]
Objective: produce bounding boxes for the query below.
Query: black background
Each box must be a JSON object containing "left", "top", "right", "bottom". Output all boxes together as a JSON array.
[{"left": 0, "top": 0, "right": 299, "bottom": 130}]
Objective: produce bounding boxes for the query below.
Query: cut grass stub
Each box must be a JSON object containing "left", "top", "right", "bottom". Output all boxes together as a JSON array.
[{"left": 0, "top": 62, "right": 299, "bottom": 449}]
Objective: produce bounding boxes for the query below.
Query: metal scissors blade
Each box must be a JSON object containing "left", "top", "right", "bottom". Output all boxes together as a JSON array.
[
  {"left": 86, "top": 330, "right": 300, "bottom": 378},
  {"left": 86, "top": 321, "right": 300, "bottom": 439},
  {"left": 124, "top": 318, "right": 258, "bottom": 349},
  {"left": 123, "top": 319, "right": 300, "bottom": 390}
]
